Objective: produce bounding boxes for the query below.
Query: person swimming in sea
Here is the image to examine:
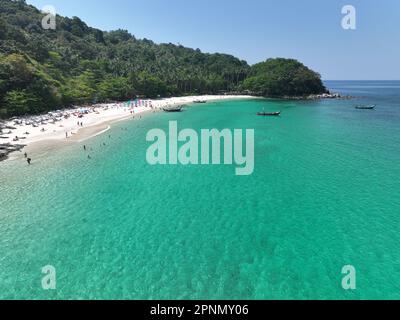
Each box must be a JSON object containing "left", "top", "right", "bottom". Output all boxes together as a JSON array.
[
  {"left": 27, "top": 158, "right": 32, "bottom": 165},
  {"left": 83, "top": 145, "right": 87, "bottom": 151}
]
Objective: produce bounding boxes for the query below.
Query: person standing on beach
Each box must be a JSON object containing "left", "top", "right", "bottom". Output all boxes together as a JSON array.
[
  {"left": 24, "top": 152, "right": 27, "bottom": 158},
  {"left": 66, "top": 132, "right": 68, "bottom": 139},
  {"left": 27, "top": 158, "right": 32, "bottom": 165}
]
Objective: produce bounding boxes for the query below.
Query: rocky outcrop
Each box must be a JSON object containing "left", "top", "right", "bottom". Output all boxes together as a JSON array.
[
  {"left": 0, "top": 143, "right": 26, "bottom": 162},
  {"left": 280, "top": 93, "right": 353, "bottom": 100}
]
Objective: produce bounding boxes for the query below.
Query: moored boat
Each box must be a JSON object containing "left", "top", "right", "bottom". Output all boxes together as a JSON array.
[
  {"left": 257, "top": 111, "right": 281, "bottom": 116},
  {"left": 355, "top": 105, "right": 376, "bottom": 110},
  {"left": 163, "top": 106, "right": 184, "bottom": 112}
]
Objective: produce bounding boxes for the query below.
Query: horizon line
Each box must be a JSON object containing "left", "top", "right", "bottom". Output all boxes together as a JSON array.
[{"left": 323, "top": 79, "right": 400, "bottom": 81}]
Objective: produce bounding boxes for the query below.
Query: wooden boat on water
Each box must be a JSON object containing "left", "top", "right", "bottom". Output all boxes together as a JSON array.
[
  {"left": 355, "top": 105, "right": 376, "bottom": 110},
  {"left": 163, "top": 106, "right": 184, "bottom": 112},
  {"left": 257, "top": 111, "right": 281, "bottom": 116}
]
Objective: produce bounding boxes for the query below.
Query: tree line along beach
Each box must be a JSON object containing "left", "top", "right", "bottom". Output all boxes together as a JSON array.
[
  {"left": 0, "top": 95, "right": 256, "bottom": 162},
  {"left": 0, "top": 0, "right": 339, "bottom": 164},
  {"left": 0, "top": 90, "right": 351, "bottom": 163}
]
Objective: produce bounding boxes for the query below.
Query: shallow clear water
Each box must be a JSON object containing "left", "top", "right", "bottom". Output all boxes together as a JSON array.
[{"left": 1, "top": 81, "right": 400, "bottom": 299}]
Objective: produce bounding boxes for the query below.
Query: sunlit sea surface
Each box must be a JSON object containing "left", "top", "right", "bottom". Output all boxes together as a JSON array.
[{"left": 1, "top": 81, "right": 399, "bottom": 299}]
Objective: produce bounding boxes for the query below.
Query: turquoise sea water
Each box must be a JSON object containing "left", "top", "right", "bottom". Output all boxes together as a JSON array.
[{"left": 1, "top": 81, "right": 400, "bottom": 300}]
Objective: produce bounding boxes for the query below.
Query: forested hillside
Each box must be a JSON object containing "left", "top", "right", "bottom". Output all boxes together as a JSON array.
[
  {"left": 0, "top": 0, "right": 326, "bottom": 118},
  {"left": 241, "top": 58, "right": 327, "bottom": 97},
  {"left": 0, "top": 0, "right": 249, "bottom": 117}
]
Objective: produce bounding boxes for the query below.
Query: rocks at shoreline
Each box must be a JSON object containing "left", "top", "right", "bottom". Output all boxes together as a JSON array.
[
  {"left": 0, "top": 143, "right": 26, "bottom": 162},
  {"left": 307, "top": 93, "right": 342, "bottom": 99},
  {"left": 238, "top": 91, "right": 354, "bottom": 100},
  {"left": 282, "top": 93, "right": 353, "bottom": 100},
  {"left": 307, "top": 93, "right": 353, "bottom": 100}
]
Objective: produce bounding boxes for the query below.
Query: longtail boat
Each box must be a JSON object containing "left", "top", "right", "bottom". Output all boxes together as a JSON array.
[
  {"left": 355, "top": 105, "right": 376, "bottom": 110},
  {"left": 257, "top": 111, "right": 281, "bottom": 116}
]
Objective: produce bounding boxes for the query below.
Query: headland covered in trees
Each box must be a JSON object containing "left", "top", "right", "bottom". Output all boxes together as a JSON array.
[{"left": 0, "top": 0, "right": 329, "bottom": 119}]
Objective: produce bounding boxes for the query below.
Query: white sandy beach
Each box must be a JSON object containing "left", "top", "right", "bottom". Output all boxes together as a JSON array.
[{"left": 0, "top": 95, "right": 254, "bottom": 158}]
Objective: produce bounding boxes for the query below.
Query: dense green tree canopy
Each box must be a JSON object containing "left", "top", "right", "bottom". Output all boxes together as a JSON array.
[
  {"left": 0, "top": 0, "right": 326, "bottom": 118},
  {"left": 0, "top": 0, "right": 250, "bottom": 117}
]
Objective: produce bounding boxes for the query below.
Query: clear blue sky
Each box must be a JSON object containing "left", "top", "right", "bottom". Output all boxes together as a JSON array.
[{"left": 27, "top": 0, "right": 400, "bottom": 80}]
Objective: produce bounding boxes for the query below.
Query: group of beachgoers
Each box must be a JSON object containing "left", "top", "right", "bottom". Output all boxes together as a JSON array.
[
  {"left": 21, "top": 109, "right": 146, "bottom": 165},
  {"left": 7, "top": 100, "right": 154, "bottom": 144},
  {"left": 23, "top": 152, "right": 31, "bottom": 165},
  {"left": 16, "top": 95, "right": 200, "bottom": 166},
  {"left": 82, "top": 133, "right": 113, "bottom": 160}
]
